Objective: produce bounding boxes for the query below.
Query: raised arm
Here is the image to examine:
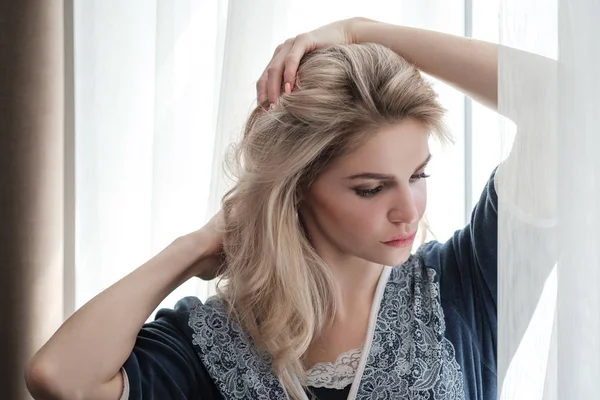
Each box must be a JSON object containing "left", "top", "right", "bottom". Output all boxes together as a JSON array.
[
  {"left": 353, "top": 19, "right": 499, "bottom": 111},
  {"left": 25, "top": 216, "right": 223, "bottom": 399}
]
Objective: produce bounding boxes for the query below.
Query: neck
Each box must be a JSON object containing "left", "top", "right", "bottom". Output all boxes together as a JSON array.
[{"left": 319, "top": 254, "right": 384, "bottom": 321}]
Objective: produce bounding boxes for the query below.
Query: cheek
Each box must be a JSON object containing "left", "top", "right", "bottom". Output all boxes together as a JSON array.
[
  {"left": 316, "top": 196, "right": 377, "bottom": 233},
  {"left": 412, "top": 180, "right": 428, "bottom": 218}
]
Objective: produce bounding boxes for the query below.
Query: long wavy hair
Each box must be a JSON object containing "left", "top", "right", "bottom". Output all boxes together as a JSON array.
[{"left": 217, "top": 43, "right": 451, "bottom": 399}]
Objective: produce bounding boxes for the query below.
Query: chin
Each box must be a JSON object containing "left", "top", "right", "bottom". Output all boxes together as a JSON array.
[
  {"left": 364, "top": 249, "right": 412, "bottom": 267},
  {"left": 389, "top": 252, "right": 412, "bottom": 266}
]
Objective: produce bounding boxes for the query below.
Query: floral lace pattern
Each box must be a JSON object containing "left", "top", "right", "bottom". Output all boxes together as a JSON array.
[
  {"left": 188, "top": 298, "right": 286, "bottom": 399},
  {"left": 354, "top": 256, "right": 465, "bottom": 399},
  {"left": 188, "top": 250, "right": 465, "bottom": 399},
  {"left": 305, "top": 347, "right": 362, "bottom": 390}
]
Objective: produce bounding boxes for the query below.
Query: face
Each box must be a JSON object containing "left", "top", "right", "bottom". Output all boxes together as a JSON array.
[{"left": 299, "top": 118, "right": 430, "bottom": 268}]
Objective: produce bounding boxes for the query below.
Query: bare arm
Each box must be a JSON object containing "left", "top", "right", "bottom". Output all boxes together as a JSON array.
[
  {"left": 25, "top": 230, "right": 217, "bottom": 400},
  {"left": 354, "top": 19, "right": 499, "bottom": 111}
]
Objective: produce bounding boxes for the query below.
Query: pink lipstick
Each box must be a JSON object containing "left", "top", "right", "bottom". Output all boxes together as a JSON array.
[{"left": 382, "top": 233, "right": 416, "bottom": 248}]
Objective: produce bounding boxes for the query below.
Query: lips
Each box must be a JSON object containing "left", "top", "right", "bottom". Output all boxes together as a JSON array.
[
  {"left": 385, "top": 232, "right": 417, "bottom": 242},
  {"left": 382, "top": 232, "right": 417, "bottom": 248}
]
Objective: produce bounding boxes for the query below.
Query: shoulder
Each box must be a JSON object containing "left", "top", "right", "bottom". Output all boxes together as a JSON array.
[
  {"left": 415, "top": 240, "right": 446, "bottom": 275},
  {"left": 153, "top": 296, "right": 205, "bottom": 330},
  {"left": 164, "top": 295, "right": 243, "bottom": 341},
  {"left": 159, "top": 296, "right": 228, "bottom": 324},
  {"left": 148, "top": 295, "right": 241, "bottom": 353}
]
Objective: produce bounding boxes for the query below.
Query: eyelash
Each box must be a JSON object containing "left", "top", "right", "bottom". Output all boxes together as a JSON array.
[{"left": 354, "top": 173, "right": 431, "bottom": 198}]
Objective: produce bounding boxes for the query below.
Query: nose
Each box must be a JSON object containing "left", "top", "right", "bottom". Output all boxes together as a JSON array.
[{"left": 387, "top": 186, "right": 419, "bottom": 225}]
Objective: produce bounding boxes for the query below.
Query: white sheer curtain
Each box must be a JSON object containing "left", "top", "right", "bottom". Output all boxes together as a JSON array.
[
  {"left": 498, "top": 0, "right": 600, "bottom": 398},
  {"left": 73, "top": 0, "right": 476, "bottom": 317},
  {"left": 73, "top": 0, "right": 292, "bottom": 311},
  {"left": 74, "top": 0, "right": 225, "bottom": 312}
]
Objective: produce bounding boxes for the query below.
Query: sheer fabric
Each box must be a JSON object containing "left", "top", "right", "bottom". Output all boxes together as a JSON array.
[{"left": 498, "top": 0, "right": 600, "bottom": 398}]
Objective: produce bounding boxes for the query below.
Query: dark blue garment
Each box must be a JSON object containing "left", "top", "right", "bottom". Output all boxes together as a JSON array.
[
  {"left": 121, "top": 167, "right": 500, "bottom": 399},
  {"left": 420, "top": 169, "right": 498, "bottom": 400}
]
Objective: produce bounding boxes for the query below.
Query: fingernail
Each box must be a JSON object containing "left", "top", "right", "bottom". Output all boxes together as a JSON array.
[
  {"left": 269, "top": 103, "right": 275, "bottom": 110},
  {"left": 285, "top": 82, "right": 291, "bottom": 94}
]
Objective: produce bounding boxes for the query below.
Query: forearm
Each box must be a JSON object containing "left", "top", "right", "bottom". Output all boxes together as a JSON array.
[
  {"left": 26, "top": 237, "right": 206, "bottom": 398},
  {"left": 353, "top": 18, "right": 498, "bottom": 110}
]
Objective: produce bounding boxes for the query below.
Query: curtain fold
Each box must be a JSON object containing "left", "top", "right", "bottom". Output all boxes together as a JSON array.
[
  {"left": 74, "top": 0, "right": 220, "bottom": 312},
  {"left": 498, "top": 0, "right": 600, "bottom": 398},
  {"left": 0, "top": 1, "right": 66, "bottom": 399},
  {"left": 555, "top": 0, "right": 600, "bottom": 397}
]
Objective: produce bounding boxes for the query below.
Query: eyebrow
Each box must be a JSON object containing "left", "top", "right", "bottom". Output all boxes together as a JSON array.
[{"left": 345, "top": 153, "right": 432, "bottom": 180}]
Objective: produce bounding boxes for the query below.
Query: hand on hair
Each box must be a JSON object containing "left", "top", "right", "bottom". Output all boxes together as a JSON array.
[{"left": 256, "top": 17, "right": 366, "bottom": 107}]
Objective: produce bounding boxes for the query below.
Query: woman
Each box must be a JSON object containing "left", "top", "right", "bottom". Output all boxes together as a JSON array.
[{"left": 27, "top": 17, "right": 541, "bottom": 400}]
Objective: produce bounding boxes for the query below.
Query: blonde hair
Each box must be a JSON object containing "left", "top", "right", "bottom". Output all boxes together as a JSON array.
[{"left": 217, "top": 43, "right": 450, "bottom": 398}]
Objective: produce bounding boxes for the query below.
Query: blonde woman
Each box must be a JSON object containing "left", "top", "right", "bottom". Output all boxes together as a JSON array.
[{"left": 28, "top": 17, "right": 532, "bottom": 400}]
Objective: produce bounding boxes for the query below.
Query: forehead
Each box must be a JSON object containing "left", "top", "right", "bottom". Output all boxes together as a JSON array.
[{"left": 327, "top": 119, "right": 431, "bottom": 175}]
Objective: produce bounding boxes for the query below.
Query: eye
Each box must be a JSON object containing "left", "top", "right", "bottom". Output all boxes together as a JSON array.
[
  {"left": 410, "top": 172, "right": 430, "bottom": 182},
  {"left": 354, "top": 185, "right": 384, "bottom": 198}
]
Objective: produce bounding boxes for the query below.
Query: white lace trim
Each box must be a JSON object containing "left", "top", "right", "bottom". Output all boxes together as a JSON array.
[{"left": 305, "top": 347, "right": 362, "bottom": 390}]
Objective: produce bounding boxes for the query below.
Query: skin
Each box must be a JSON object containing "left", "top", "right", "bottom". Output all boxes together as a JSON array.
[{"left": 300, "top": 118, "right": 431, "bottom": 367}]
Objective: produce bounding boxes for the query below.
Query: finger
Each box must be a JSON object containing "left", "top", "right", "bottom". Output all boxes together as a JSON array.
[
  {"left": 257, "top": 43, "right": 285, "bottom": 107},
  {"left": 266, "top": 38, "right": 295, "bottom": 104},
  {"left": 283, "top": 33, "right": 312, "bottom": 92},
  {"left": 256, "top": 73, "right": 269, "bottom": 108}
]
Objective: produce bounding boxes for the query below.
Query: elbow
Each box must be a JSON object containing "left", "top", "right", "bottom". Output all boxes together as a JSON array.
[
  {"left": 25, "top": 356, "right": 84, "bottom": 400},
  {"left": 25, "top": 357, "right": 60, "bottom": 399}
]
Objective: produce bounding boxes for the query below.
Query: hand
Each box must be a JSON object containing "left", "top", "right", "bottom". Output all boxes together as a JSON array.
[
  {"left": 257, "top": 17, "right": 367, "bottom": 107},
  {"left": 179, "top": 210, "right": 225, "bottom": 281}
]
